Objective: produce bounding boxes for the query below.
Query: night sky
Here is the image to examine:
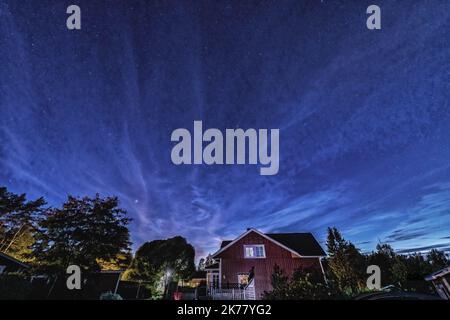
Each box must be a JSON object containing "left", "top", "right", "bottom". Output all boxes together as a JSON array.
[{"left": 1, "top": 0, "right": 450, "bottom": 259}]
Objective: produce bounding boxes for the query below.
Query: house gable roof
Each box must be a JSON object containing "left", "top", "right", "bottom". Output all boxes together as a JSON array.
[
  {"left": 220, "top": 241, "right": 232, "bottom": 248},
  {"left": 213, "top": 228, "right": 325, "bottom": 258},
  {"left": 204, "top": 262, "right": 219, "bottom": 270},
  {"left": 266, "top": 233, "right": 326, "bottom": 257},
  {"left": 192, "top": 270, "right": 207, "bottom": 278}
]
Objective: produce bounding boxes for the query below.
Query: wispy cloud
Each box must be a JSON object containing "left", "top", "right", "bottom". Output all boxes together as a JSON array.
[{"left": 1, "top": 1, "right": 450, "bottom": 260}]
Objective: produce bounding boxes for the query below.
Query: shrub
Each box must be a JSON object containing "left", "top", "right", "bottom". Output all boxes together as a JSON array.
[{"left": 0, "top": 273, "right": 32, "bottom": 300}]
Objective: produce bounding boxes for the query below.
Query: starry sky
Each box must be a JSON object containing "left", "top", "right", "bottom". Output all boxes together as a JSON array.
[{"left": 1, "top": 0, "right": 450, "bottom": 259}]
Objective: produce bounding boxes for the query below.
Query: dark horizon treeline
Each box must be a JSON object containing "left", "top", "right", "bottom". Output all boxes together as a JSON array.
[
  {"left": 0, "top": 186, "right": 448, "bottom": 300},
  {"left": 264, "top": 227, "right": 448, "bottom": 299}
]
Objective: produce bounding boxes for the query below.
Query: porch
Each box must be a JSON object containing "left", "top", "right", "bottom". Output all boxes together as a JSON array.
[{"left": 208, "top": 279, "right": 256, "bottom": 300}]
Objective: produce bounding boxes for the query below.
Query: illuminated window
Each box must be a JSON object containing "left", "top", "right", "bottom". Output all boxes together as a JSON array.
[
  {"left": 237, "top": 273, "right": 249, "bottom": 286},
  {"left": 244, "top": 245, "right": 265, "bottom": 258}
]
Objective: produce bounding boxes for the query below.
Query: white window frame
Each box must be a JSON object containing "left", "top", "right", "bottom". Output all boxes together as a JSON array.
[
  {"left": 0, "top": 265, "right": 6, "bottom": 274},
  {"left": 211, "top": 273, "right": 219, "bottom": 287},
  {"left": 243, "top": 244, "right": 266, "bottom": 259}
]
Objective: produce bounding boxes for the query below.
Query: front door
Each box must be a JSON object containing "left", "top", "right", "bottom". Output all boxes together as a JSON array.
[{"left": 208, "top": 272, "right": 219, "bottom": 289}]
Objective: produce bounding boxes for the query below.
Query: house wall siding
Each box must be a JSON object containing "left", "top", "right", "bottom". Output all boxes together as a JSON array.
[{"left": 216, "top": 231, "right": 322, "bottom": 299}]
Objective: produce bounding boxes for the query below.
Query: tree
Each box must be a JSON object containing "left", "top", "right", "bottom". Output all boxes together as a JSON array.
[
  {"left": 32, "top": 194, "right": 131, "bottom": 273},
  {"left": 124, "top": 236, "right": 195, "bottom": 298},
  {"left": 365, "top": 244, "right": 444, "bottom": 293},
  {"left": 97, "top": 252, "right": 133, "bottom": 271},
  {"left": 263, "top": 264, "right": 289, "bottom": 300},
  {"left": 402, "top": 253, "right": 433, "bottom": 292},
  {"left": 288, "top": 267, "right": 330, "bottom": 299},
  {"left": 386, "top": 253, "right": 433, "bottom": 293},
  {"left": 204, "top": 254, "right": 216, "bottom": 267},
  {"left": 4, "top": 225, "right": 36, "bottom": 263},
  {"left": 0, "top": 186, "right": 46, "bottom": 256},
  {"left": 263, "top": 265, "right": 332, "bottom": 300},
  {"left": 197, "top": 258, "right": 206, "bottom": 271},
  {"left": 391, "top": 255, "right": 408, "bottom": 287},
  {"left": 326, "top": 227, "right": 365, "bottom": 295},
  {"left": 367, "top": 243, "right": 397, "bottom": 286},
  {"left": 426, "top": 249, "right": 448, "bottom": 272}
]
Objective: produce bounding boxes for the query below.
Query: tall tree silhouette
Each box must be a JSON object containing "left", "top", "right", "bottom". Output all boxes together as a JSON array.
[
  {"left": 326, "top": 227, "right": 365, "bottom": 294},
  {"left": 0, "top": 186, "right": 46, "bottom": 257},
  {"left": 33, "top": 194, "right": 131, "bottom": 273}
]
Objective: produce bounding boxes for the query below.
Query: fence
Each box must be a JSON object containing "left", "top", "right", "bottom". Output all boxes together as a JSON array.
[{"left": 209, "top": 279, "right": 255, "bottom": 300}]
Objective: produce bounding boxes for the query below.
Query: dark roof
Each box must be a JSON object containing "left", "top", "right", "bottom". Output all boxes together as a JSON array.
[
  {"left": 220, "top": 240, "right": 232, "bottom": 248},
  {"left": 425, "top": 266, "right": 450, "bottom": 281},
  {"left": 192, "top": 270, "right": 207, "bottom": 278},
  {"left": 266, "top": 233, "right": 325, "bottom": 256},
  {"left": 204, "top": 262, "right": 219, "bottom": 270},
  {"left": 219, "top": 231, "right": 325, "bottom": 257}
]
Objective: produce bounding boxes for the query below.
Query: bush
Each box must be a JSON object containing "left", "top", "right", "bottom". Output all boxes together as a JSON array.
[
  {"left": 0, "top": 273, "right": 32, "bottom": 300},
  {"left": 266, "top": 265, "right": 334, "bottom": 300}
]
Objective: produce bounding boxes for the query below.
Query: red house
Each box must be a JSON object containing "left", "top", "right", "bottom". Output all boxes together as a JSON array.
[{"left": 206, "top": 228, "right": 326, "bottom": 299}]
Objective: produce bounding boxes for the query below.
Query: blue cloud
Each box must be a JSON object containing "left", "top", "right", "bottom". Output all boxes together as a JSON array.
[{"left": 1, "top": 1, "right": 450, "bottom": 259}]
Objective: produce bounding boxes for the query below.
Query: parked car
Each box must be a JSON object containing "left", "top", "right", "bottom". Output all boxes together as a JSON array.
[{"left": 355, "top": 286, "right": 442, "bottom": 300}]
